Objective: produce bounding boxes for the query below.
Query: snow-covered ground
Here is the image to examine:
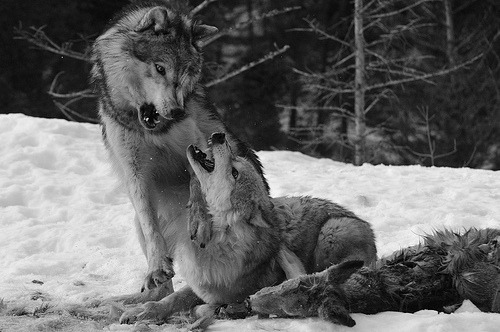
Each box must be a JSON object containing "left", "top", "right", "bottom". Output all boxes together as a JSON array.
[{"left": 0, "top": 113, "right": 499, "bottom": 332}]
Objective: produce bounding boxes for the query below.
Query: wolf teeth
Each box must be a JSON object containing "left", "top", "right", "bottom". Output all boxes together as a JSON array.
[
  {"left": 140, "top": 105, "right": 160, "bottom": 129},
  {"left": 193, "top": 146, "right": 207, "bottom": 160},
  {"left": 192, "top": 145, "right": 214, "bottom": 172}
]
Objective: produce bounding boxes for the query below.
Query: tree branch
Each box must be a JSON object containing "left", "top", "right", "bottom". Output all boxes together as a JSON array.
[
  {"left": 205, "top": 6, "right": 301, "bottom": 45},
  {"left": 290, "top": 18, "right": 352, "bottom": 49},
  {"left": 276, "top": 104, "right": 353, "bottom": 118},
  {"left": 367, "top": 67, "right": 435, "bottom": 85},
  {"left": 53, "top": 100, "right": 99, "bottom": 124},
  {"left": 364, "top": 89, "right": 393, "bottom": 114},
  {"left": 288, "top": 126, "right": 352, "bottom": 149},
  {"left": 365, "top": 54, "right": 482, "bottom": 92},
  {"left": 47, "top": 72, "right": 97, "bottom": 123},
  {"left": 205, "top": 45, "right": 290, "bottom": 87},
  {"left": 433, "top": 140, "right": 457, "bottom": 160},
  {"left": 408, "top": 107, "right": 457, "bottom": 165},
  {"left": 309, "top": 54, "right": 481, "bottom": 96},
  {"left": 378, "top": 21, "right": 435, "bottom": 39},
  {"left": 14, "top": 24, "right": 91, "bottom": 63},
  {"left": 309, "top": 84, "right": 355, "bottom": 94},
  {"left": 48, "top": 72, "right": 95, "bottom": 99},
  {"left": 367, "top": 55, "right": 434, "bottom": 68},
  {"left": 367, "top": 0, "right": 437, "bottom": 19},
  {"left": 191, "top": 0, "right": 218, "bottom": 16}
]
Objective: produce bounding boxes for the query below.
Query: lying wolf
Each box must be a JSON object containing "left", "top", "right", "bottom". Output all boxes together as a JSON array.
[
  {"left": 246, "top": 228, "right": 500, "bottom": 326},
  {"left": 91, "top": 1, "right": 267, "bottom": 302},
  {"left": 119, "top": 133, "right": 377, "bottom": 324}
]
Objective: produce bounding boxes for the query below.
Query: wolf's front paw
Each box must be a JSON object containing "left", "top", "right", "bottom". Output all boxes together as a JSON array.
[
  {"left": 188, "top": 177, "right": 213, "bottom": 248},
  {"left": 143, "top": 258, "right": 174, "bottom": 291},
  {"left": 120, "top": 301, "right": 170, "bottom": 324},
  {"left": 188, "top": 202, "right": 212, "bottom": 248}
]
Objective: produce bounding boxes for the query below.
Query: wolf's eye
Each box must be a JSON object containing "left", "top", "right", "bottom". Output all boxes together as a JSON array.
[
  {"left": 155, "top": 64, "right": 166, "bottom": 76},
  {"left": 231, "top": 167, "right": 239, "bottom": 179}
]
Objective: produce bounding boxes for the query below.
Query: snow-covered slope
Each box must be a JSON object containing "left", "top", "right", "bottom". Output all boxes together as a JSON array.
[{"left": 0, "top": 114, "right": 499, "bottom": 331}]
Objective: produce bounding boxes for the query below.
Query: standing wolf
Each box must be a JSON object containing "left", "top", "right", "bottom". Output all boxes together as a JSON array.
[{"left": 91, "top": 1, "right": 266, "bottom": 301}]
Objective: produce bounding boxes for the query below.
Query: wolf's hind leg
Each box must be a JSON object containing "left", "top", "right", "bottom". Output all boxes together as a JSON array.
[
  {"left": 277, "top": 245, "right": 307, "bottom": 279},
  {"left": 313, "top": 217, "right": 377, "bottom": 271}
]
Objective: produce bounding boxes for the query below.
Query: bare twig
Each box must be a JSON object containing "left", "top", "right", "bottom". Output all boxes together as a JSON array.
[
  {"left": 411, "top": 140, "right": 457, "bottom": 165},
  {"left": 379, "top": 22, "right": 435, "bottom": 39},
  {"left": 48, "top": 89, "right": 95, "bottom": 99},
  {"left": 14, "top": 24, "right": 91, "bottom": 63},
  {"left": 290, "top": 18, "right": 352, "bottom": 49},
  {"left": 47, "top": 72, "right": 97, "bottom": 122},
  {"left": 205, "top": 6, "right": 301, "bottom": 45},
  {"left": 276, "top": 104, "right": 353, "bottom": 118},
  {"left": 53, "top": 100, "right": 99, "bottom": 123},
  {"left": 312, "top": 54, "right": 483, "bottom": 95},
  {"left": 433, "top": 140, "right": 457, "bottom": 160},
  {"left": 292, "top": 68, "right": 327, "bottom": 79},
  {"left": 308, "top": 84, "right": 354, "bottom": 94},
  {"left": 53, "top": 101, "right": 79, "bottom": 122},
  {"left": 384, "top": 19, "right": 434, "bottom": 36},
  {"left": 205, "top": 45, "right": 290, "bottom": 87},
  {"left": 408, "top": 107, "right": 457, "bottom": 165},
  {"left": 365, "top": 54, "right": 482, "bottom": 92},
  {"left": 48, "top": 72, "right": 95, "bottom": 99},
  {"left": 367, "top": 0, "right": 436, "bottom": 19},
  {"left": 364, "top": 89, "right": 392, "bottom": 114},
  {"left": 288, "top": 125, "right": 353, "bottom": 151},
  {"left": 329, "top": 53, "right": 357, "bottom": 71},
  {"left": 191, "top": 0, "right": 218, "bottom": 16},
  {"left": 293, "top": 61, "right": 355, "bottom": 81},
  {"left": 367, "top": 55, "right": 435, "bottom": 68},
  {"left": 367, "top": 67, "right": 435, "bottom": 85},
  {"left": 463, "top": 144, "right": 478, "bottom": 167}
]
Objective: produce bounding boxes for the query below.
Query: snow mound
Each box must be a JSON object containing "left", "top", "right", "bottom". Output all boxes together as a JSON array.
[{"left": 0, "top": 114, "right": 499, "bottom": 332}]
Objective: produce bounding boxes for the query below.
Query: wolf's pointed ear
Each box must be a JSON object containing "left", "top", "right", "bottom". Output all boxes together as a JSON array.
[
  {"left": 135, "top": 7, "right": 169, "bottom": 33},
  {"left": 192, "top": 24, "right": 218, "bottom": 48}
]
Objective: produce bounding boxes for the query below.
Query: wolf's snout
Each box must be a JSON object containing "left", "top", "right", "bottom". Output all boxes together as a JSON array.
[
  {"left": 211, "top": 132, "right": 226, "bottom": 145},
  {"left": 138, "top": 104, "right": 186, "bottom": 130}
]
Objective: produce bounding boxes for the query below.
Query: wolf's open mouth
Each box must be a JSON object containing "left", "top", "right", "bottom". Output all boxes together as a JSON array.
[
  {"left": 139, "top": 104, "right": 160, "bottom": 129},
  {"left": 191, "top": 145, "right": 214, "bottom": 172}
]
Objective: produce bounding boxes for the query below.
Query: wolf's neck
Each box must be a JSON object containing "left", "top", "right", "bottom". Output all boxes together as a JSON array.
[
  {"left": 209, "top": 208, "right": 242, "bottom": 229},
  {"left": 98, "top": 102, "right": 142, "bottom": 132}
]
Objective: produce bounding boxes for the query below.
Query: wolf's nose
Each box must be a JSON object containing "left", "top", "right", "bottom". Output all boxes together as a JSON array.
[
  {"left": 171, "top": 108, "right": 185, "bottom": 119},
  {"left": 211, "top": 132, "right": 226, "bottom": 145}
]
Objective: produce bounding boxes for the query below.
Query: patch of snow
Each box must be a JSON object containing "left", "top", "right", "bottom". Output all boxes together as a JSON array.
[{"left": 0, "top": 114, "right": 499, "bottom": 331}]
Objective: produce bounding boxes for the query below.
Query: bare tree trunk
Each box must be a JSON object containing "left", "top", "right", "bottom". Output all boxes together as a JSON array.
[
  {"left": 443, "top": 0, "right": 455, "bottom": 66},
  {"left": 289, "top": 86, "right": 298, "bottom": 130},
  {"left": 246, "top": 0, "right": 255, "bottom": 46},
  {"left": 354, "top": 0, "right": 366, "bottom": 166}
]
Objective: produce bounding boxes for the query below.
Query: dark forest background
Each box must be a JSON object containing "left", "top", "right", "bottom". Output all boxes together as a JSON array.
[{"left": 1, "top": 0, "right": 499, "bottom": 169}]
